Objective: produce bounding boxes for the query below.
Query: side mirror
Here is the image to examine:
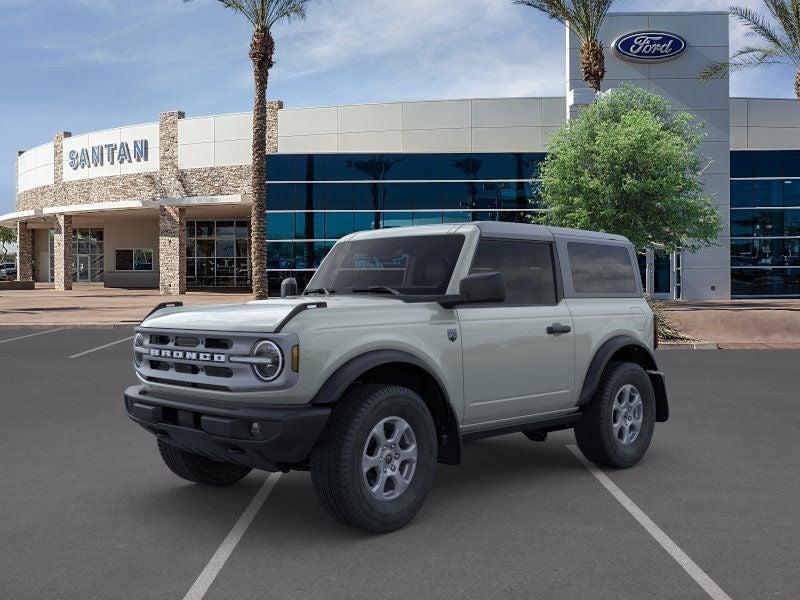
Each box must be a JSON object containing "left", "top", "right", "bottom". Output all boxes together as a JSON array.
[
  {"left": 280, "top": 277, "right": 299, "bottom": 298},
  {"left": 459, "top": 271, "right": 505, "bottom": 304}
]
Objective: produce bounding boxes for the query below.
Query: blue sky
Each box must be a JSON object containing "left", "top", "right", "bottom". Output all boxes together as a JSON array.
[{"left": 1, "top": 0, "right": 797, "bottom": 215}]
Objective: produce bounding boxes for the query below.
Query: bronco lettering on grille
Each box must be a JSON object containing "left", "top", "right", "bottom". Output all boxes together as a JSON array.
[{"left": 149, "top": 349, "right": 226, "bottom": 363}]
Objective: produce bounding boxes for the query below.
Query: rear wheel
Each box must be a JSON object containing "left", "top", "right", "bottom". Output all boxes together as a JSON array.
[
  {"left": 311, "top": 384, "right": 437, "bottom": 533},
  {"left": 574, "top": 362, "right": 656, "bottom": 469},
  {"left": 157, "top": 439, "right": 252, "bottom": 486}
]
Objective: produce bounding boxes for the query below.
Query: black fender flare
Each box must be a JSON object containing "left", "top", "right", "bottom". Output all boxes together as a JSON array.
[
  {"left": 310, "top": 349, "right": 462, "bottom": 464},
  {"left": 578, "top": 335, "right": 669, "bottom": 422}
]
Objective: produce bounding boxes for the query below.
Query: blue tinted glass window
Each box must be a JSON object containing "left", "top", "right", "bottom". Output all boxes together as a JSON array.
[
  {"left": 299, "top": 155, "right": 325, "bottom": 181},
  {"left": 382, "top": 212, "right": 413, "bottom": 228},
  {"left": 266, "top": 213, "right": 294, "bottom": 240},
  {"left": 783, "top": 180, "right": 800, "bottom": 207},
  {"left": 785, "top": 209, "right": 800, "bottom": 236},
  {"left": 498, "top": 182, "right": 529, "bottom": 209},
  {"left": 266, "top": 155, "right": 296, "bottom": 181},
  {"left": 754, "top": 151, "right": 783, "bottom": 177},
  {"left": 412, "top": 154, "right": 442, "bottom": 180},
  {"left": 353, "top": 183, "right": 380, "bottom": 210},
  {"left": 382, "top": 183, "right": 413, "bottom": 210},
  {"left": 730, "top": 181, "right": 753, "bottom": 208},
  {"left": 441, "top": 183, "right": 468, "bottom": 209},
  {"left": 267, "top": 242, "right": 294, "bottom": 270},
  {"left": 295, "top": 212, "right": 324, "bottom": 240},
  {"left": 325, "top": 212, "right": 355, "bottom": 239},
  {"left": 474, "top": 153, "right": 505, "bottom": 179},
  {"left": 444, "top": 155, "right": 486, "bottom": 180},
  {"left": 413, "top": 212, "right": 443, "bottom": 225},
  {"left": 730, "top": 151, "right": 754, "bottom": 178},
  {"left": 518, "top": 153, "right": 546, "bottom": 179},
  {"left": 471, "top": 182, "right": 499, "bottom": 210},
  {"left": 294, "top": 183, "right": 325, "bottom": 211},
  {"left": 413, "top": 182, "right": 443, "bottom": 209},
  {"left": 325, "top": 155, "right": 357, "bottom": 180},
  {"left": 325, "top": 183, "right": 354, "bottom": 210},
  {"left": 355, "top": 211, "right": 379, "bottom": 232},
  {"left": 781, "top": 150, "right": 800, "bottom": 177},
  {"left": 267, "top": 184, "right": 294, "bottom": 210},
  {"left": 732, "top": 268, "right": 800, "bottom": 296},
  {"left": 443, "top": 210, "right": 471, "bottom": 223},
  {"left": 731, "top": 210, "right": 754, "bottom": 237},
  {"left": 754, "top": 180, "right": 783, "bottom": 207},
  {"left": 383, "top": 154, "right": 411, "bottom": 180}
]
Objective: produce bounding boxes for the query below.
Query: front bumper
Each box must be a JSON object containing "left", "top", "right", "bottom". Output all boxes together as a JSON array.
[{"left": 124, "top": 385, "right": 330, "bottom": 472}]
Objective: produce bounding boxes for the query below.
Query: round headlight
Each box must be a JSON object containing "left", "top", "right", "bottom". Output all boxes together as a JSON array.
[
  {"left": 251, "top": 340, "right": 283, "bottom": 382},
  {"left": 133, "top": 333, "right": 145, "bottom": 367}
]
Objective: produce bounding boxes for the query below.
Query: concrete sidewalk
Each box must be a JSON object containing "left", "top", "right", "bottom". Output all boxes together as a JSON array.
[{"left": 0, "top": 284, "right": 252, "bottom": 328}]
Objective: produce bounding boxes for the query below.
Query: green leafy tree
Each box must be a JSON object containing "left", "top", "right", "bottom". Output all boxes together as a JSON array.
[
  {"left": 536, "top": 84, "right": 722, "bottom": 254},
  {"left": 699, "top": 2, "right": 800, "bottom": 100},
  {"left": 515, "top": 0, "right": 616, "bottom": 92},
  {"left": 0, "top": 226, "right": 15, "bottom": 263},
  {"left": 183, "top": 0, "right": 316, "bottom": 299}
]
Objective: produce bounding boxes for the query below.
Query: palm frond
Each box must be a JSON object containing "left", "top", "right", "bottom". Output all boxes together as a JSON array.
[
  {"left": 186, "top": 0, "right": 312, "bottom": 30},
  {"left": 515, "top": 0, "right": 616, "bottom": 43},
  {"left": 764, "top": 0, "right": 800, "bottom": 45},
  {"left": 730, "top": 5, "right": 800, "bottom": 64},
  {"left": 700, "top": 45, "right": 790, "bottom": 79}
]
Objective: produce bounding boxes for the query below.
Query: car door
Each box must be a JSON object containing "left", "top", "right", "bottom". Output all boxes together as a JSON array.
[{"left": 457, "top": 238, "right": 575, "bottom": 428}]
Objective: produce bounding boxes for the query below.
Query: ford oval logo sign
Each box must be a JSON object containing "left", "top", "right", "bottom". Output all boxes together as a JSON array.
[{"left": 613, "top": 31, "right": 687, "bottom": 63}]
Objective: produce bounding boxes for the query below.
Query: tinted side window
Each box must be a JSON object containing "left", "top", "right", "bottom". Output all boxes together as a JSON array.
[
  {"left": 567, "top": 242, "right": 637, "bottom": 294},
  {"left": 470, "top": 240, "right": 556, "bottom": 305}
]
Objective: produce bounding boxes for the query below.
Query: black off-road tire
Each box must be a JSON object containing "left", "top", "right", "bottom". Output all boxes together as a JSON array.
[
  {"left": 157, "top": 439, "right": 252, "bottom": 486},
  {"left": 310, "top": 384, "right": 437, "bottom": 534},
  {"left": 574, "top": 362, "right": 656, "bottom": 469}
]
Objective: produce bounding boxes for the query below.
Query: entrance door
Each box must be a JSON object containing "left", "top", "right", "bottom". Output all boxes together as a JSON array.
[
  {"left": 77, "top": 255, "right": 90, "bottom": 282},
  {"left": 458, "top": 238, "right": 575, "bottom": 427}
]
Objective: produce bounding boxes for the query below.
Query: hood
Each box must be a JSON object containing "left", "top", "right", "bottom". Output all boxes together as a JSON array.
[{"left": 140, "top": 295, "right": 404, "bottom": 333}]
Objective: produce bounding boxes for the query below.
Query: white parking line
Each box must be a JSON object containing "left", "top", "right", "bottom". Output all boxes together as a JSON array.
[
  {"left": 183, "top": 473, "right": 282, "bottom": 600},
  {"left": 68, "top": 335, "right": 134, "bottom": 359},
  {"left": 0, "top": 329, "right": 63, "bottom": 345},
  {"left": 567, "top": 445, "right": 733, "bottom": 600}
]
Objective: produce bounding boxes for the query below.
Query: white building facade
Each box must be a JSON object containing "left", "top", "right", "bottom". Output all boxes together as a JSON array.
[{"left": 4, "top": 11, "right": 800, "bottom": 299}]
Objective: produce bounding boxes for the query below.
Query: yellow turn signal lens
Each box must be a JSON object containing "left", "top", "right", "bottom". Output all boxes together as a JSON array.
[{"left": 291, "top": 345, "right": 300, "bottom": 372}]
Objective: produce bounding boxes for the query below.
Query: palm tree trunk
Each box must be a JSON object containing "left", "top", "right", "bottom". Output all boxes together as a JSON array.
[
  {"left": 580, "top": 40, "right": 605, "bottom": 92},
  {"left": 796, "top": 68, "right": 800, "bottom": 102},
  {"left": 249, "top": 29, "right": 274, "bottom": 300}
]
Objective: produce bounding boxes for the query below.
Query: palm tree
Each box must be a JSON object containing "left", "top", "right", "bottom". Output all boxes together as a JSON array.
[
  {"left": 515, "top": 0, "right": 616, "bottom": 92},
  {"left": 184, "top": 0, "right": 315, "bottom": 299},
  {"left": 699, "top": 3, "right": 800, "bottom": 101}
]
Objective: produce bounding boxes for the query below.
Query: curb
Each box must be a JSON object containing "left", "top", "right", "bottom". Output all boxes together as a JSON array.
[{"left": 659, "top": 341, "right": 719, "bottom": 350}]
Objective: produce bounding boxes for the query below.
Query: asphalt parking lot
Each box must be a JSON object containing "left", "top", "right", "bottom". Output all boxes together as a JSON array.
[{"left": 1, "top": 328, "right": 798, "bottom": 600}]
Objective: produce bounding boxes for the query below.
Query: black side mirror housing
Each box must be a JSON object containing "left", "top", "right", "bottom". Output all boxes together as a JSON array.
[
  {"left": 438, "top": 272, "right": 505, "bottom": 308},
  {"left": 280, "top": 277, "right": 299, "bottom": 298}
]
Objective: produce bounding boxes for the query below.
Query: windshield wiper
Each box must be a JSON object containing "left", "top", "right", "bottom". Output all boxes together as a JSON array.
[
  {"left": 351, "top": 286, "right": 402, "bottom": 296},
  {"left": 304, "top": 287, "right": 335, "bottom": 296}
]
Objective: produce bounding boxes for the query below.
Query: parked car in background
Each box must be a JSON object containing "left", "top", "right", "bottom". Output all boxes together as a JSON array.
[{"left": 0, "top": 262, "right": 16, "bottom": 281}]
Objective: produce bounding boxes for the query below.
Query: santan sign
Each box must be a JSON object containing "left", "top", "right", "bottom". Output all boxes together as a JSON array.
[
  {"left": 68, "top": 139, "right": 149, "bottom": 170},
  {"left": 613, "top": 31, "right": 687, "bottom": 62}
]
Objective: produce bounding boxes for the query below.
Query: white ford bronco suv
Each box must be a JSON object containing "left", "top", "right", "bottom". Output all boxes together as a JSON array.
[{"left": 125, "top": 222, "right": 668, "bottom": 533}]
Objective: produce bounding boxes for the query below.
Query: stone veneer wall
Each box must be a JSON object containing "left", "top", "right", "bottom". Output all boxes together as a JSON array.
[
  {"left": 158, "top": 206, "right": 186, "bottom": 295},
  {"left": 15, "top": 222, "right": 33, "bottom": 281},
  {"left": 53, "top": 214, "right": 73, "bottom": 291}
]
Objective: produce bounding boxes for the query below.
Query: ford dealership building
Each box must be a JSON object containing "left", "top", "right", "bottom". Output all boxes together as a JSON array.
[{"left": 4, "top": 10, "right": 800, "bottom": 300}]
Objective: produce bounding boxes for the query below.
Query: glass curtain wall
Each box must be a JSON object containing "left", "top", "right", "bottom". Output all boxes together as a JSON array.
[
  {"left": 186, "top": 220, "right": 251, "bottom": 288},
  {"left": 731, "top": 151, "right": 800, "bottom": 297},
  {"left": 264, "top": 152, "right": 546, "bottom": 293}
]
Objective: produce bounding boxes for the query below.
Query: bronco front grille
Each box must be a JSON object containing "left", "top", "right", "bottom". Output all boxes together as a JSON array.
[{"left": 135, "top": 327, "right": 299, "bottom": 393}]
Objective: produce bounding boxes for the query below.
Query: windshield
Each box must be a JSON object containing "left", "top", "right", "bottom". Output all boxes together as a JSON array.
[{"left": 306, "top": 234, "right": 465, "bottom": 296}]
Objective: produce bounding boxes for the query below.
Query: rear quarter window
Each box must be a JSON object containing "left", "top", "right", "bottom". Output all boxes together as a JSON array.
[{"left": 567, "top": 242, "right": 638, "bottom": 294}]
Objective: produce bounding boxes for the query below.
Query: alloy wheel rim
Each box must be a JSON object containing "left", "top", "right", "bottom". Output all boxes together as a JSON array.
[
  {"left": 362, "top": 416, "right": 418, "bottom": 501},
  {"left": 612, "top": 384, "right": 643, "bottom": 446}
]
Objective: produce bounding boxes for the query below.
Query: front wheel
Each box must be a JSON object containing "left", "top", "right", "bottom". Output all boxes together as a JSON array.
[
  {"left": 310, "top": 384, "right": 437, "bottom": 533},
  {"left": 574, "top": 362, "right": 656, "bottom": 469}
]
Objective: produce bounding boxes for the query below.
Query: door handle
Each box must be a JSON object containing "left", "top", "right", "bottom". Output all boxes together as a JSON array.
[{"left": 547, "top": 323, "right": 572, "bottom": 335}]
